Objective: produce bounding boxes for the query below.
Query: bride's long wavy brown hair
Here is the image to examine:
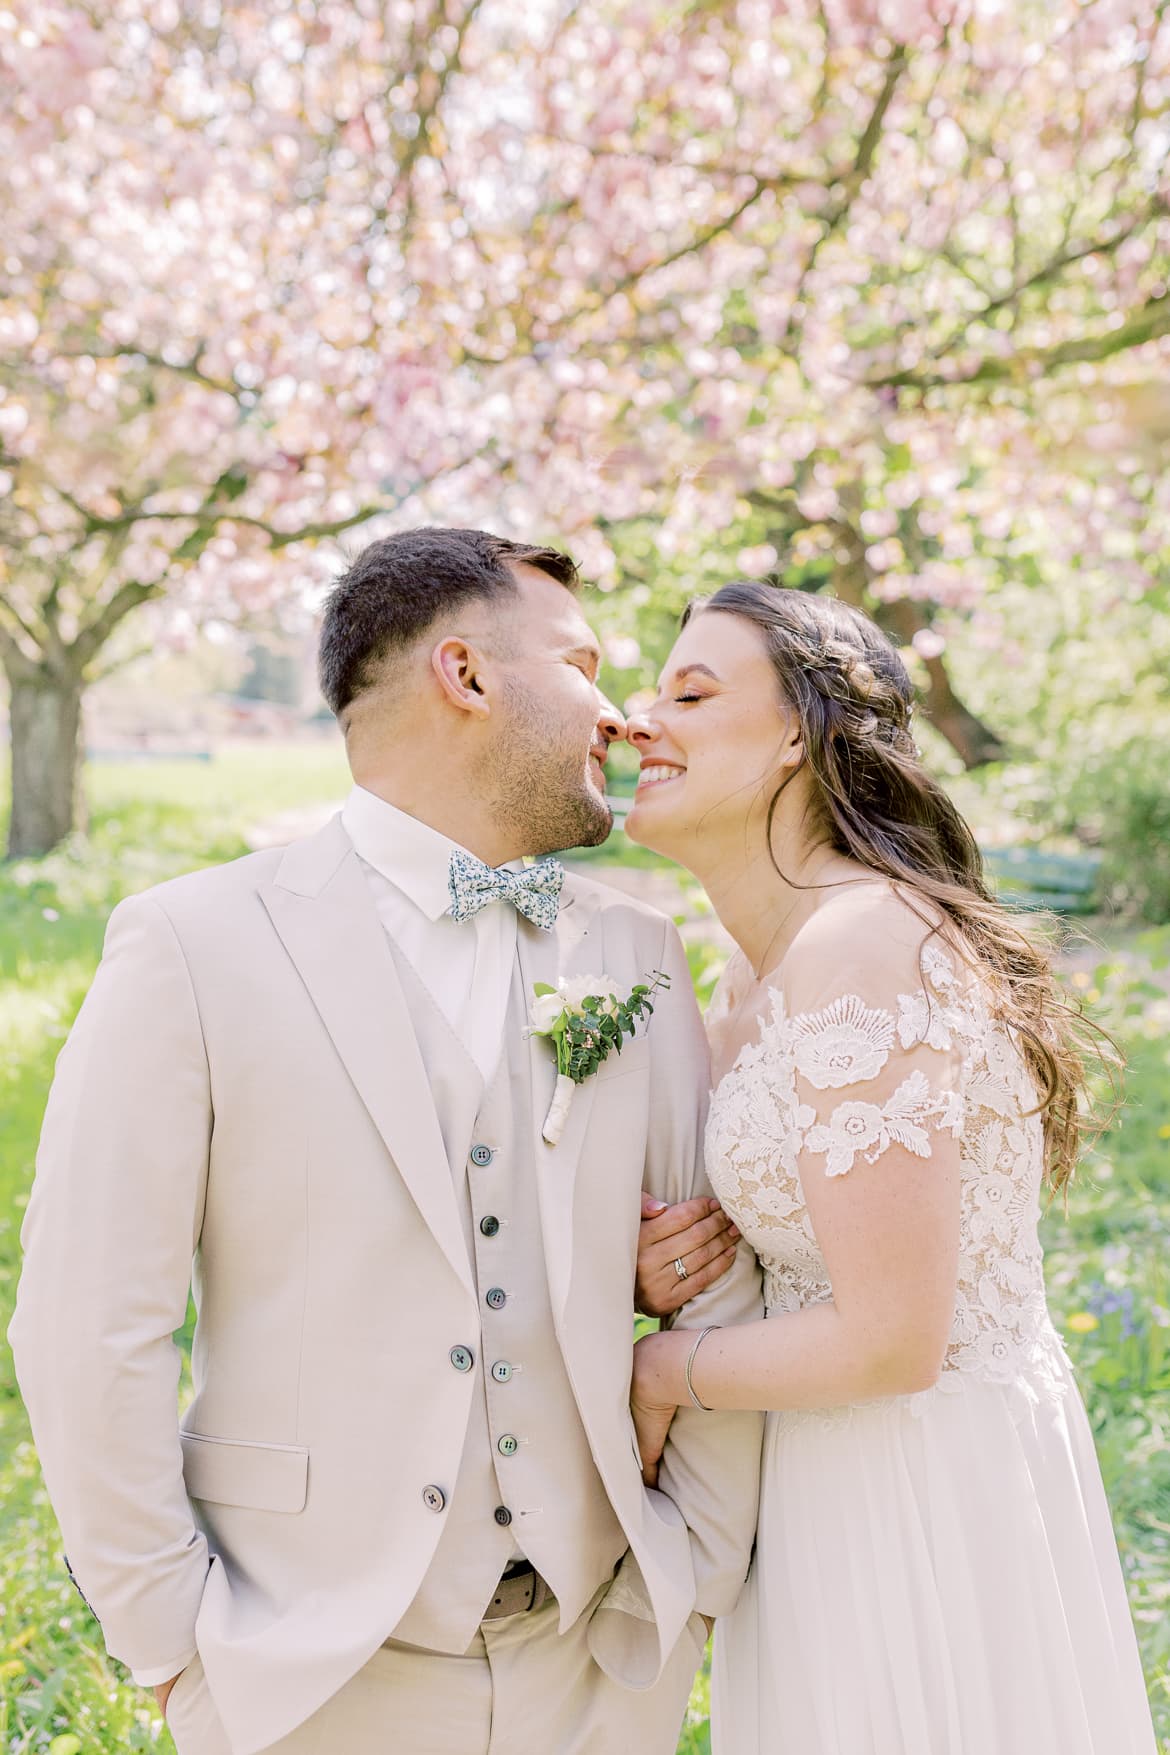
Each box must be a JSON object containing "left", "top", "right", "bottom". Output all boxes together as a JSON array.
[{"left": 685, "top": 581, "right": 1112, "bottom": 1194}]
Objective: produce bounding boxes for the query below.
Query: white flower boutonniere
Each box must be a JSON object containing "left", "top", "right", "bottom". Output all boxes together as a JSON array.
[{"left": 527, "top": 970, "right": 671, "bottom": 1144}]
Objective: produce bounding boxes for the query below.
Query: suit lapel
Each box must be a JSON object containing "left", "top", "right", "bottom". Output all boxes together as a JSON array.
[
  {"left": 517, "top": 884, "right": 605, "bottom": 1324},
  {"left": 259, "top": 817, "right": 474, "bottom": 1299}
]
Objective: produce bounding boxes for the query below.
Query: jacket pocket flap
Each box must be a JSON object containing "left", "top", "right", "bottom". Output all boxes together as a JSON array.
[{"left": 180, "top": 1432, "right": 309, "bottom": 1514}]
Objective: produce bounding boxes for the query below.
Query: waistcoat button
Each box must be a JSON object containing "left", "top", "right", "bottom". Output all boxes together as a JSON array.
[
  {"left": 470, "top": 1144, "right": 495, "bottom": 1168},
  {"left": 449, "top": 1345, "right": 474, "bottom": 1373},
  {"left": 491, "top": 1360, "right": 513, "bottom": 1383},
  {"left": 485, "top": 1287, "right": 506, "bottom": 1311},
  {"left": 494, "top": 1505, "right": 513, "bottom": 1527},
  {"left": 422, "top": 1485, "right": 447, "bottom": 1513},
  {"left": 480, "top": 1215, "right": 500, "bottom": 1237},
  {"left": 497, "top": 1434, "right": 519, "bottom": 1457}
]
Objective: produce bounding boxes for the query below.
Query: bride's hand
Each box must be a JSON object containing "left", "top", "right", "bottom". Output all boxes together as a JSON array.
[
  {"left": 630, "top": 1331, "right": 686, "bottom": 1487},
  {"left": 636, "top": 1193, "right": 740, "bottom": 1317}
]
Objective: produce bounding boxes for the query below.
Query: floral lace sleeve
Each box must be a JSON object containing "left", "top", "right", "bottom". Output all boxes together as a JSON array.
[{"left": 788, "top": 940, "right": 969, "bottom": 1180}]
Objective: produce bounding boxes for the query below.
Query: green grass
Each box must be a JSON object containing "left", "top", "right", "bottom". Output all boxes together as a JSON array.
[{"left": 0, "top": 751, "right": 1167, "bottom": 1750}]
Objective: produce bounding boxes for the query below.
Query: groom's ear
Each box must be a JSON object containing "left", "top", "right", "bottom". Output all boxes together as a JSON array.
[{"left": 431, "top": 636, "right": 493, "bottom": 720}]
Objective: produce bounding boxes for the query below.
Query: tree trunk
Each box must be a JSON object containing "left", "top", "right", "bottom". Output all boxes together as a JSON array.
[
  {"left": 877, "top": 598, "right": 1008, "bottom": 768},
  {"left": 5, "top": 662, "right": 87, "bottom": 858},
  {"left": 823, "top": 522, "right": 1008, "bottom": 770}
]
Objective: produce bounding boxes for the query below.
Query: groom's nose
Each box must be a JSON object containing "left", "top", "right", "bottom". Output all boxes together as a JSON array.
[{"left": 596, "top": 692, "right": 627, "bottom": 744}]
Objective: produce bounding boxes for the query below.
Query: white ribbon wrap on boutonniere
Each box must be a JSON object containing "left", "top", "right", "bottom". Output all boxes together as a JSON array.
[{"left": 526, "top": 971, "right": 671, "bottom": 1144}]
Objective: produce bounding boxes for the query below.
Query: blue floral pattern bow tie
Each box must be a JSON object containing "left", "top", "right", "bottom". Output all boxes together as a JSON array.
[{"left": 447, "top": 849, "right": 565, "bottom": 932}]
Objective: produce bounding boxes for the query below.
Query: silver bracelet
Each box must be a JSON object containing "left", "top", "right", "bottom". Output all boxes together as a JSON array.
[{"left": 684, "top": 1325, "right": 719, "bottom": 1411}]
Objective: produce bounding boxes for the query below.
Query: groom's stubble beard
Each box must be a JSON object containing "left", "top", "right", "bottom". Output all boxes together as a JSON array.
[{"left": 483, "top": 676, "right": 614, "bottom": 857}]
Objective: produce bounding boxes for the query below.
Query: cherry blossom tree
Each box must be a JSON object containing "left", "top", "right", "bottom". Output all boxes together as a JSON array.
[
  {"left": 3, "top": 0, "right": 1168, "bottom": 854},
  {"left": 485, "top": 0, "right": 1170, "bottom": 759},
  {"left": 1, "top": 0, "right": 499, "bottom": 854}
]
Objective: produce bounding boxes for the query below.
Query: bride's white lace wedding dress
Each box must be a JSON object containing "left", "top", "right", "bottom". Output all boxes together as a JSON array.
[{"left": 704, "top": 919, "right": 1156, "bottom": 1755}]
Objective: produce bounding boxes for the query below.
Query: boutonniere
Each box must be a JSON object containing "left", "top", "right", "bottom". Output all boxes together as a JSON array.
[{"left": 527, "top": 971, "right": 671, "bottom": 1145}]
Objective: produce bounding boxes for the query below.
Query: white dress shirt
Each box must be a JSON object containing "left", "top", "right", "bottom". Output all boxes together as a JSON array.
[{"left": 341, "top": 786, "right": 522, "bottom": 1085}]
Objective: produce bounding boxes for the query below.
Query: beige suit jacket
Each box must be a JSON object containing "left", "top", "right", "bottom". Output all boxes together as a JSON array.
[{"left": 10, "top": 816, "right": 763, "bottom": 1755}]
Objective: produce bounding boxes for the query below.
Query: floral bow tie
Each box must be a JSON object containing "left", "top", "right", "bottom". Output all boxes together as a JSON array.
[{"left": 447, "top": 849, "right": 565, "bottom": 932}]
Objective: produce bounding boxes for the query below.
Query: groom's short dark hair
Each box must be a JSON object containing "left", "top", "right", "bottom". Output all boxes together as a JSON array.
[{"left": 318, "top": 526, "right": 580, "bottom": 719}]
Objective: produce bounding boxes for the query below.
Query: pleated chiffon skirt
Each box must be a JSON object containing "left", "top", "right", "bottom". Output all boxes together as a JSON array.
[{"left": 711, "top": 1359, "right": 1156, "bottom": 1755}]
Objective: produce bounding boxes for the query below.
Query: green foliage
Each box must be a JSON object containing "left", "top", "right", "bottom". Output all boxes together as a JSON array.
[
  {"left": 532, "top": 972, "right": 673, "bottom": 1082},
  {"left": 930, "top": 572, "right": 1170, "bottom": 923},
  {"left": 1080, "top": 758, "right": 1170, "bottom": 925}
]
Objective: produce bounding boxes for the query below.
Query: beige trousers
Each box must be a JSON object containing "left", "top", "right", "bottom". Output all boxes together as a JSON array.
[{"left": 164, "top": 1590, "right": 705, "bottom": 1755}]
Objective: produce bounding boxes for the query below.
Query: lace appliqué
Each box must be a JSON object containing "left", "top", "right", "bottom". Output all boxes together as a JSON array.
[
  {"left": 805, "top": 1070, "right": 960, "bottom": 1178},
  {"left": 790, "top": 995, "right": 895, "bottom": 1088},
  {"left": 705, "top": 945, "right": 1069, "bottom": 1404}
]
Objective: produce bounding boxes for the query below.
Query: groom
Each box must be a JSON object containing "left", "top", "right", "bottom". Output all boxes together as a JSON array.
[{"left": 10, "top": 526, "right": 763, "bottom": 1755}]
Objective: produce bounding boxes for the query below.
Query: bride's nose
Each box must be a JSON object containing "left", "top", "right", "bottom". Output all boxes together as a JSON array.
[{"left": 626, "top": 711, "right": 656, "bottom": 750}]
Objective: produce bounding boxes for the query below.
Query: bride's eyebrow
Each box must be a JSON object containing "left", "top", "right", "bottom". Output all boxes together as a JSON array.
[{"left": 656, "top": 662, "right": 722, "bottom": 691}]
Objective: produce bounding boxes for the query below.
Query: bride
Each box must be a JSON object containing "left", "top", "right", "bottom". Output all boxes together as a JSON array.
[{"left": 623, "top": 581, "right": 1155, "bottom": 1754}]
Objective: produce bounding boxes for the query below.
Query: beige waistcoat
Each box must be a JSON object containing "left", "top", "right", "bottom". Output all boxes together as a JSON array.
[{"left": 388, "top": 942, "right": 626, "bottom": 1649}]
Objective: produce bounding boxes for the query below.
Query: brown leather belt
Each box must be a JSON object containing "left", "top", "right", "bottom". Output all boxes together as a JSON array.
[{"left": 482, "top": 1562, "right": 551, "bottom": 1621}]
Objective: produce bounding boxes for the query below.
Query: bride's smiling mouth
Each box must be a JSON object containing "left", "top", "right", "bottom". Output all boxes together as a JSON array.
[{"left": 636, "top": 762, "right": 686, "bottom": 792}]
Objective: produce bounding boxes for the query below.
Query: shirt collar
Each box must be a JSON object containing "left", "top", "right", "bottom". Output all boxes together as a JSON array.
[
  {"left": 341, "top": 786, "right": 465, "bottom": 922},
  {"left": 341, "top": 785, "right": 523, "bottom": 922}
]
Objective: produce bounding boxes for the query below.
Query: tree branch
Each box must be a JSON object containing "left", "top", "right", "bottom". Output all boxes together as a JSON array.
[
  {"left": 522, "top": 133, "right": 825, "bottom": 188},
  {"left": 0, "top": 611, "right": 40, "bottom": 681},
  {"left": 0, "top": 591, "right": 50, "bottom": 661},
  {"left": 923, "top": 196, "right": 1166, "bottom": 369},
  {"left": 72, "top": 581, "right": 164, "bottom": 669},
  {"left": 748, "top": 485, "right": 1007, "bottom": 767},
  {"left": 48, "top": 344, "right": 243, "bottom": 402},
  {"left": 781, "top": 43, "right": 909, "bottom": 344},
  {"left": 396, "top": 0, "right": 488, "bottom": 200},
  {"left": 588, "top": 178, "right": 772, "bottom": 312},
  {"left": 866, "top": 288, "right": 1170, "bottom": 390}
]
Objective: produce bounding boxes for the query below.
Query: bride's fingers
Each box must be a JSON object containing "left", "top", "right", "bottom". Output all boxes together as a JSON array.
[
  {"left": 639, "top": 1196, "right": 722, "bottom": 1249},
  {"left": 652, "top": 1242, "right": 738, "bottom": 1313},
  {"left": 642, "top": 1203, "right": 737, "bottom": 1261},
  {"left": 683, "top": 1231, "right": 739, "bottom": 1278},
  {"left": 636, "top": 1204, "right": 741, "bottom": 1317},
  {"left": 646, "top": 1215, "right": 739, "bottom": 1286}
]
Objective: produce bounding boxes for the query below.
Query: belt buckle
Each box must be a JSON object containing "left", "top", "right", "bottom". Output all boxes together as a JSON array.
[{"left": 484, "top": 1563, "right": 548, "bottom": 1621}]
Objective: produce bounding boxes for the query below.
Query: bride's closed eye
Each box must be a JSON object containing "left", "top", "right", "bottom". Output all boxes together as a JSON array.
[{"left": 675, "top": 693, "right": 705, "bottom": 704}]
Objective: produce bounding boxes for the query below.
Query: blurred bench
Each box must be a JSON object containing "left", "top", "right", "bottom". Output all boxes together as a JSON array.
[{"left": 979, "top": 846, "right": 1102, "bottom": 915}]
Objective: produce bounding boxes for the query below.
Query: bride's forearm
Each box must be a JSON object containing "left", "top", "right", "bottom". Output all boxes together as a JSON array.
[{"left": 640, "top": 1301, "right": 945, "bottom": 1415}]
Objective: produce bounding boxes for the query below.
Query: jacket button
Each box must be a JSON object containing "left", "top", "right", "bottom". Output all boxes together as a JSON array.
[
  {"left": 494, "top": 1505, "right": 513, "bottom": 1527},
  {"left": 497, "top": 1433, "right": 519, "bottom": 1457},
  {"left": 470, "top": 1144, "right": 495, "bottom": 1168},
  {"left": 491, "top": 1360, "right": 513, "bottom": 1383},
  {"left": 449, "top": 1345, "right": 474, "bottom": 1373},
  {"left": 480, "top": 1215, "right": 500, "bottom": 1238},
  {"left": 485, "top": 1287, "right": 506, "bottom": 1311},
  {"left": 422, "top": 1485, "right": 447, "bottom": 1513}
]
